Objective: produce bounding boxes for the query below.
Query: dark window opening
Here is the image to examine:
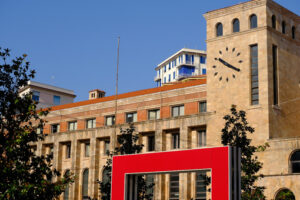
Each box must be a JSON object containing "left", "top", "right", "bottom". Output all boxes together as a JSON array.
[
  {"left": 148, "top": 135, "right": 155, "bottom": 152},
  {"left": 199, "top": 101, "right": 207, "bottom": 113},
  {"left": 250, "top": 45, "right": 259, "bottom": 105},
  {"left": 292, "top": 26, "right": 296, "bottom": 39},
  {"left": 216, "top": 23, "right": 223, "bottom": 37},
  {"left": 273, "top": 45, "right": 278, "bottom": 106},
  {"left": 233, "top": 18, "right": 240, "bottom": 32},
  {"left": 291, "top": 150, "right": 300, "bottom": 173},
  {"left": 172, "top": 133, "right": 180, "bottom": 149},
  {"left": 272, "top": 15, "right": 276, "bottom": 29},
  {"left": 250, "top": 14, "right": 258, "bottom": 29},
  {"left": 282, "top": 21, "right": 286, "bottom": 34},
  {"left": 169, "top": 173, "right": 179, "bottom": 200}
]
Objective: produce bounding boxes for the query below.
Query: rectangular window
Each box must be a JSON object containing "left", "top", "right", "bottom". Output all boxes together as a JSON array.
[
  {"left": 168, "top": 74, "right": 171, "bottom": 82},
  {"left": 148, "top": 135, "right": 155, "bottom": 151},
  {"left": 250, "top": 45, "right": 259, "bottom": 105},
  {"left": 199, "top": 101, "right": 207, "bottom": 113},
  {"left": 273, "top": 45, "right": 278, "bottom": 105},
  {"left": 49, "top": 145, "right": 54, "bottom": 157},
  {"left": 104, "top": 140, "right": 110, "bottom": 156},
  {"left": 37, "top": 127, "right": 43, "bottom": 134},
  {"left": 197, "top": 129, "right": 206, "bottom": 147},
  {"left": 164, "top": 66, "right": 166, "bottom": 72},
  {"left": 169, "top": 62, "right": 171, "bottom": 70},
  {"left": 53, "top": 95, "right": 61, "bottom": 105},
  {"left": 66, "top": 143, "right": 71, "bottom": 159},
  {"left": 68, "top": 121, "right": 77, "bottom": 131},
  {"left": 106, "top": 115, "right": 115, "bottom": 126},
  {"left": 148, "top": 109, "right": 160, "bottom": 120},
  {"left": 172, "top": 105, "right": 184, "bottom": 117},
  {"left": 126, "top": 112, "right": 137, "bottom": 123},
  {"left": 51, "top": 124, "right": 60, "bottom": 133},
  {"left": 195, "top": 171, "right": 208, "bottom": 200},
  {"left": 172, "top": 133, "right": 180, "bottom": 149},
  {"left": 85, "top": 142, "right": 90, "bottom": 157},
  {"left": 169, "top": 173, "right": 179, "bottom": 200},
  {"left": 164, "top": 77, "right": 166, "bottom": 83},
  {"left": 173, "top": 71, "right": 176, "bottom": 79},
  {"left": 86, "top": 118, "right": 96, "bottom": 129},
  {"left": 202, "top": 68, "right": 206, "bottom": 75},
  {"left": 146, "top": 175, "right": 154, "bottom": 197},
  {"left": 32, "top": 91, "right": 40, "bottom": 102},
  {"left": 200, "top": 56, "right": 206, "bottom": 64}
]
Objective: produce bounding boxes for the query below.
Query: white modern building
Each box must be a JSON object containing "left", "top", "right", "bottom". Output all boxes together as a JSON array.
[
  {"left": 19, "top": 81, "right": 76, "bottom": 109},
  {"left": 154, "top": 48, "right": 207, "bottom": 86}
]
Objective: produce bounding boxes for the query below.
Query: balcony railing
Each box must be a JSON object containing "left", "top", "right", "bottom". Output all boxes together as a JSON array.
[
  {"left": 177, "top": 72, "right": 198, "bottom": 80},
  {"left": 154, "top": 75, "right": 161, "bottom": 81}
]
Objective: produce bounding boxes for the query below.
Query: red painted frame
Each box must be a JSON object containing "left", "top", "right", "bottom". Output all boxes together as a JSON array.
[{"left": 111, "top": 146, "right": 231, "bottom": 200}]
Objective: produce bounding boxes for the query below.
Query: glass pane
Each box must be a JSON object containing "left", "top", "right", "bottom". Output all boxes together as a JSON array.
[
  {"left": 104, "top": 141, "right": 110, "bottom": 155},
  {"left": 172, "top": 107, "right": 178, "bottom": 117},
  {"left": 133, "top": 113, "right": 137, "bottom": 122},
  {"left": 82, "top": 169, "right": 89, "bottom": 197},
  {"left": 85, "top": 143, "right": 90, "bottom": 157},
  {"left": 179, "top": 106, "right": 184, "bottom": 116}
]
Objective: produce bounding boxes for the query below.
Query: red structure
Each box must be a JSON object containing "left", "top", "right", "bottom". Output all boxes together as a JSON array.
[{"left": 111, "top": 146, "right": 237, "bottom": 200}]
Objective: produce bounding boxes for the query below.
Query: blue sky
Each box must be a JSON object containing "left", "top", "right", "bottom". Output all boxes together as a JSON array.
[{"left": 1, "top": 0, "right": 299, "bottom": 101}]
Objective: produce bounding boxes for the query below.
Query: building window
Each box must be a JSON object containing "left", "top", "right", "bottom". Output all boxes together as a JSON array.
[
  {"left": 172, "top": 133, "right": 180, "bottom": 149},
  {"left": 64, "top": 170, "right": 70, "bottom": 200},
  {"left": 148, "top": 109, "right": 160, "bottom": 120},
  {"left": 195, "top": 171, "right": 208, "bottom": 200},
  {"left": 173, "top": 71, "right": 176, "bottom": 79},
  {"left": 126, "top": 112, "right": 137, "bottom": 123},
  {"left": 275, "top": 188, "right": 295, "bottom": 200},
  {"left": 105, "top": 115, "right": 115, "bottom": 126},
  {"left": 199, "top": 101, "right": 207, "bottom": 113},
  {"left": 272, "top": 15, "right": 276, "bottom": 29},
  {"left": 169, "top": 173, "right": 179, "bottom": 200},
  {"left": 148, "top": 135, "right": 155, "bottom": 151},
  {"left": 145, "top": 175, "right": 154, "bottom": 198},
  {"left": 200, "top": 56, "right": 206, "bottom": 64},
  {"left": 169, "top": 74, "right": 171, "bottom": 82},
  {"left": 66, "top": 143, "right": 71, "bottom": 159},
  {"left": 197, "top": 129, "right": 206, "bottom": 147},
  {"left": 164, "top": 77, "right": 166, "bottom": 83},
  {"left": 102, "top": 168, "right": 110, "bottom": 189},
  {"left": 164, "top": 66, "right": 166, "bottom": 72},
  {"left": 53, "top": 95, "right": 61, "bottom": 105},
  {"left": 104, "top": 140, "right": 110, "bottom": 155},
  {"left": 86, "top": 118, "right": 96, "bottom": 129},
  {"left": 172, "top": 105, "right": 184, "bottom": 117},
  {"left": 250, "top": 14, "right": 257, "bottom": 29},
  {"left": 85, "top": 142, "right": 90, "bottom": 157},
  {"left": 82, "top": 169, "right": 89, "bottom": 200},
  {"left": 51, "top": 124, "right": 60, "bottom": 133},
  {"left": 282, "top": 21, "right": 286, "bottom": 34},
  {"left": 103, "top": 140, "right": 110, "bottom": 156},
  {"left": 290, "top": 150, "right": 300, "bottom": 173},
  {"left": 273, "top": 45, "right": 278, "bottom": 106},
  {"left": 250, "top": 44, "right": 259, "bottom": 105},
  {"left": 32, "top": 91, "right": 40, "bottom": 102},
  {"left": 216, "top": 23, "right": 223, "bottom": 37},
  {"left": 48, "top": 145, "right": 54, "bottom": 157},
  {"left": 232, "top": 18, "right": 240, "bottom": 32},
  {"left": 68, "top": 121, "right": 77, "bottom": 131},
  {"left": 292, "top": 26, "right": 296, "bottom": 39},
  {"left": 37, "top": 127, "right": 43, "bottom": 134}
]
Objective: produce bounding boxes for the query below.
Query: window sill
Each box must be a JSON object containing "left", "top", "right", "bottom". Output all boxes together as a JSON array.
[
  {"left": 272, "top": 105, "right": 281, "bottom": 110},
  {"left": 249, "top": 104, "right": 262, "bottom": 110}
]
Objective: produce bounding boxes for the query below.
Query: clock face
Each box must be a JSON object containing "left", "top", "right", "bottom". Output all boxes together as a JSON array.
[{"left": 212, "top": 47, "right": 243, "bottom": 82}]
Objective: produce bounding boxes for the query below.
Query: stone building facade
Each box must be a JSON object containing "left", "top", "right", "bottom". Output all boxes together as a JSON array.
[{"left": 34, "top": 0, "right": 300, "bottom": 199}]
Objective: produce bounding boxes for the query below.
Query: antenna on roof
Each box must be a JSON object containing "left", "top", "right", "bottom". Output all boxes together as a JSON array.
[{"left": 113, "top": 37, "right": 120, "bottom": 147}]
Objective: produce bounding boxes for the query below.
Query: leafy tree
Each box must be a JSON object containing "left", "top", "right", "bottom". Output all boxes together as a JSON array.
[
  {"left": 221, "top": 105, "right": 269, "bottom": 200},
  {"left": 0, "top": 47, "right": 73, "bottom": 200},
  {"left": 98, "top": 125, "right": 154, "bottom": 200},
  {"left": 275, "top": 189, "right": 295, "bottom": 200}
]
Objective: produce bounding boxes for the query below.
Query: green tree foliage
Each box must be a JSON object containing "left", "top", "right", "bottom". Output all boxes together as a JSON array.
[
  {"left": 275, "top": 189, "right": 295, "bottom": 200},
  {"left": 98, "top": 125, "right": 154, "bottom": 200},
  {"left": 221, "top": 105, "right": 269, "bottom": 200},
  {"left": 0, "top": 48, "right": 73, "bottom": 200}
]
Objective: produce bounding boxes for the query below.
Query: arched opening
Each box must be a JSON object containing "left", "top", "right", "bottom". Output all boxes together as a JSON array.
[
  {"left": 233, "top": 18, "right": 240, "bottom": 33},
  {"left": 272, "top": 15, "right": 277, "bottom": 29},
  {"left": 82, "top": 169, "right": 89, "bottom": 200},
  {"left": 64, "top": 170, "right": 70, "bottom": 200},
  {"left": 292, "top": 26, "right": 296, "bottom": 39},
  {"left": 275, "top": 188, "right": 295, "bottom": 200},
  {"left": 290, "top": 150, "right": 300, "bottom": 173},
  {"left": 282, "top": 21, "right": 286, "bottom": 34},
  {"left": 216, "top": 23, "right": 223, "bottom": 37},
  {"left": 250, "top": 14, "right": 258, "bottom": 29}
]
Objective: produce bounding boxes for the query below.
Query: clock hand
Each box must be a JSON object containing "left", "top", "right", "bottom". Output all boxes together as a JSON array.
[{"left": 218, "top": 58, "right": 241, "bottom": 72}]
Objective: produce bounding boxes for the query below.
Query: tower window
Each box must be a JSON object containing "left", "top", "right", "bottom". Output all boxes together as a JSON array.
[
  {"left": 282, "top": 21, "right": 286, "bottom": 34},
  {"left": 290, "top": 150, "right": 300, "bottom": 173},
  {"left": 233, "top": 18, "right": 240, "bottom": 33},
  {"left": 216, "top": 23, "right": 223, "bottom": 37},
  {"left": 273, "top": 45, "right": 278, "bottom": 106},
  {"left": 250, "top": 44, "right": 259, "bottom": 105},
  {"left": 272, "top": 15, "right": 276, "bottom": 29},
  {"left": 292, "top": 26, "right": 296, "bottom": 39},
  {"left": 250, "top": 14, "right": 258, "bottom": 29}
]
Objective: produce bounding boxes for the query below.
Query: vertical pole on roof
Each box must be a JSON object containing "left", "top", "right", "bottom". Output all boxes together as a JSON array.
[{"left": 114, "top": 37, "right": 120, "bottom": 149}]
